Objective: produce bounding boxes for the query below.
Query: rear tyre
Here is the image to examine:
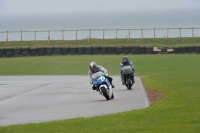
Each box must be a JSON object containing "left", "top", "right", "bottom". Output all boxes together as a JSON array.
[{"left": 101, "top": 87, "right": 110, "bottom": 100}]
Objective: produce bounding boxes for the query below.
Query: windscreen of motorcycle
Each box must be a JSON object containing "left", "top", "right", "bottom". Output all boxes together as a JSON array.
[
  {"left": 122, "top": 66, "right": 133, "bottom": 74},
  {"left": 92, "top": 71, "right": 104, "bottom": 79}
]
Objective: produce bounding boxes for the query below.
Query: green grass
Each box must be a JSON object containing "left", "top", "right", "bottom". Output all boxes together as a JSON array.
[
  {"left": 1, "top": 37, "right": 200, "bottom": 48},
  {"left": 0, "top": 54, "right": 200, "bottom": 133}
]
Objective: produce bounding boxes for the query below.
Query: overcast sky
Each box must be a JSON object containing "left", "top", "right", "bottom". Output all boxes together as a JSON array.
[{"left": 0, "top": 0, "right": 199, "bottom": 15}]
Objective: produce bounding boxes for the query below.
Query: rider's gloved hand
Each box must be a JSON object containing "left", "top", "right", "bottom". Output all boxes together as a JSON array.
[
  {"left": 105, "top": 72, "right": 108, "bottom": 76},
  {"left": 92, "top": 84, "right": 96, "bottom": 90},
  {"left": 132, "top": 68, "right": 135, "bottom": 75}
]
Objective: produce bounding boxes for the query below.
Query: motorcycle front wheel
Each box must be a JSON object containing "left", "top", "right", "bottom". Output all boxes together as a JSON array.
[
  {"left": 127, "top": 77, "right": 132, "bottom": 90},
  {"left": 101, "top": 87, "right": 110, "bottom": 100}
]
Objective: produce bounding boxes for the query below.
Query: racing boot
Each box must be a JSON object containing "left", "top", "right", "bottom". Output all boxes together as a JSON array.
[
  {"left": 92, "top": 84, "right": 96, "bottom": 90},
  {"left": 121, "top": 79, "right": 125, "bottom": 85},
  {"left": 106, "top": 75, "right": 115, "bottom": 88},
  {"left": 111, "top": 83, "right": 115, "bottom": 88}
]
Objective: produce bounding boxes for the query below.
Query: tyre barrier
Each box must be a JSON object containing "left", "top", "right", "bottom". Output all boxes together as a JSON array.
[
  {"left": 132, "top": 46, "right": 139, "bottom": 54},
  {"left": 153, "top": 47, "right": 161, "bottom": 54},
  {"left": 100, "top": 47, "right": 107, "bottom": 54},
  {"left": 38, "top": 48, "right": 45, "bottom": 56},
  {"left": 195, "top": 46, "right": 200, "bottom": 54},
  {"left": 181, "top": 46, "right": 188, "bottom": 54},
  {"left": 45, "top": 47, "right": 54, "bottom": 55},
  {"left": 85, "top": 47, "right": 92, "bottom": 55},
  {"left": 21, "top": 48, "right": 29, "bottom": 56},
  {"left": 107, "top": 47, "right": 116, "bottom": 54},
  {"left": 30, "top": 48, "right": 38, "bottom": 56},
  {"left": 188, "top": 46, "right": 195, "bottom": 53},
  {"left": 54, "top": 47, "right": 62, "bottom": 55},
  {"left": 124, "top": 46, "right": 131, "bottom": 54},
  {"left": 160, "top": 47, "right": 168, "bottom": 54},
  {"left": 0, "top": 49, "right": 4, "bottom": 57},
  {"left": 0, "top": 46, "right": 199, "bottom": 58},
  {"left": 139, "top": 46, "right": 146, "bottom": 54},
  {"left": 167, "top": 47, "right": 174, "bottom": 54},
  {"left": 13, "top": 48, "right": 21, "bottom": 57},
  {"left": 61, "top": 47, "right": 69, "bottom": 55},
  {"left": 69, "top": 47, "right": 77, "bottom": 55},
  {"left": 92, "top": 46, "right": 100, "bottom": 54},
  {"left": 4, "top": 48, "right": 13, "bottom": 57},
  {"left": 146, "top": 47, "right": 153, "bottom": 54},
  {"left": 174, "top": 47, "right": 181, "bottom": 54},
  {"left": 116, "top": 46, "right": 124, "bottom": 54},
  {"left": 77, "top": 47, "right": 85, "bottom": 55}
]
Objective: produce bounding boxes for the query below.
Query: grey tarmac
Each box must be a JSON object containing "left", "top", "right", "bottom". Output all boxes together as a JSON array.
[{"left": 0, "top": 76, "right": 150, "bottom": 126}]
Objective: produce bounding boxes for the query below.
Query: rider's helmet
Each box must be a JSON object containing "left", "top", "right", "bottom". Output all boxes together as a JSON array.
[
  {"left": 89, "top": 61, "right": 97, "bottom": 73},
  {"left": 122, "top": 56, "right": 129, "bottom": 63}
]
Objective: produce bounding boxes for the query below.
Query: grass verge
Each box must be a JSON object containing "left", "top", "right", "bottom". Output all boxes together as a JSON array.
[
  {"left": 1, "top": 37, "right": 200, "bottom": 48},
  {"left": 0, "top": 54, "right": 199, "bottom": 133}
]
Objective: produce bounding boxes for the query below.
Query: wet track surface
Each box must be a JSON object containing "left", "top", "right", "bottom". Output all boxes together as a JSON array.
[{"left": 0, "top": 76, "right": 150, "bottom": 126}]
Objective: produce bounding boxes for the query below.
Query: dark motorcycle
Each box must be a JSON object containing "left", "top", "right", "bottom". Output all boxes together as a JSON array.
[{"left": 122, "top": 66, "right": 134, "bottom": 90}]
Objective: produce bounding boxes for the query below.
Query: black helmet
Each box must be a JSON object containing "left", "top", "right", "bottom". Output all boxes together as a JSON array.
[
  {"left": 89, "top": 61, "right": 97, "bottom": 72},
  {"left": 122, "top": 56, "right": 129, "bottom": 63}
]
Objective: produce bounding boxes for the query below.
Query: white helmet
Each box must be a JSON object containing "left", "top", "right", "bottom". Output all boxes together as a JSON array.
[{"left": 89, "top": 61, "right": 97, "bottom": 72}]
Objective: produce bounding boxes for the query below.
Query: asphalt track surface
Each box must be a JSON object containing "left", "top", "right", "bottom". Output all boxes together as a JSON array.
[{"left": 0, "top": 76, "right": 150, "bottom": 126}]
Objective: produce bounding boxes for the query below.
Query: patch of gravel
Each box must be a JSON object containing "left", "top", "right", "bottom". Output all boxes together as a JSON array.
[{"left": 146, "top": 88, "right": 164, "bottom": 102}]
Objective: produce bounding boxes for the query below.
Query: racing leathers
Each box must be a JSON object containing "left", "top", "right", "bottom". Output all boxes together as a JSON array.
[
  {"left": 88, "top": 65, "right": 114, "bottom": 90},
  {"left": 120, "top": 60, "right": 135, "bottom": 85}
]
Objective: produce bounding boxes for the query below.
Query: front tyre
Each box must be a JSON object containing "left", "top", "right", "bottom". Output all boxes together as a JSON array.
[
  {"left": 101, "top": 87, "right": 110, "bottom": 100},
  {"left": 127, "top": 77, "right": 132, "bottom": 90}
]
